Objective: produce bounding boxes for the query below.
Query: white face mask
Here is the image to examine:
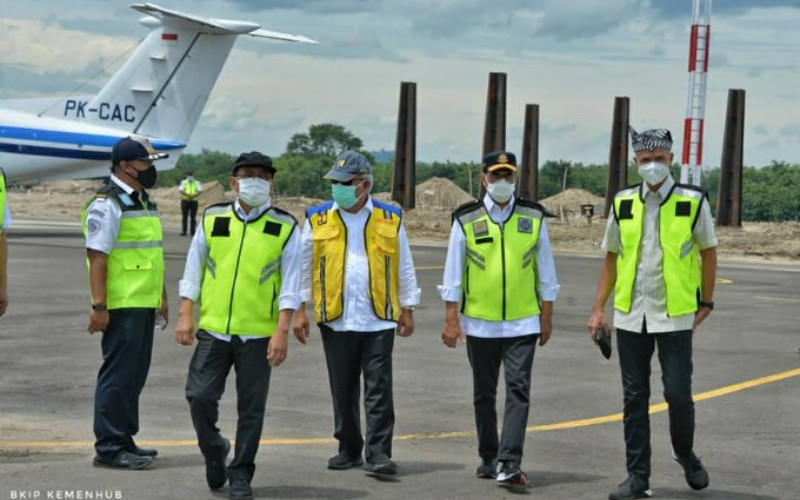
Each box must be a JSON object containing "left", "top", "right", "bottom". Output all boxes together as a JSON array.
[
  {"left": 237, "top": 178, "right": 271, "bottom": 207},
  {"left": 638, "top": 162, "right": 671, "bottom": 185},
  {"left": 486, "top": 178, "right": 515, "bottom": 203}
]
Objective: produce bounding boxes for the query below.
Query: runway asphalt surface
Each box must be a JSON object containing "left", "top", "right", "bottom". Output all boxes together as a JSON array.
[{"left": 1, "top": 220, "right": 798, "bottom": 500}]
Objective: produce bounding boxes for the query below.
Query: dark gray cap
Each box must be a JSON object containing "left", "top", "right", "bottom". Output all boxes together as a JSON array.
[{"left": 323, "top": 151, "right": 372, "bottom": 182}]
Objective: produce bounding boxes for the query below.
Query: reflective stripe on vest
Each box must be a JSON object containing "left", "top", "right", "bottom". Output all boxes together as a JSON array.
[
  {"left": 182, "top": 180, "right": 199, "bottom": 200},
  {"left": 81, "top": 191, "right": 164, "bottom": 310},
  {"left": 0, "top": 169, "right": 6, "bottom": 232},
  {"left": 307, "top": 200, "right": 402, "bottom": 324},
  {"left": 613, "top": 185, "right": 704, "bottom": 316},
  {"left": 198, "top": 204, "right": 295, "bottom": 337},
  {"left": 458, "top": 202, "right": 542, "bottom": 321}
]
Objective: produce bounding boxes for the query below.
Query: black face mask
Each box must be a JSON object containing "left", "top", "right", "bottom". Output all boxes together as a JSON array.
[{"left": 136, "top": 165, "right": 158, "bottom": 189}]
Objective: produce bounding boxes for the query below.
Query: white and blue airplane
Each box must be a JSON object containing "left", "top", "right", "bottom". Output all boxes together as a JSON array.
[{"left": 0, "top": 3, "right": 316, "bottom": 184}]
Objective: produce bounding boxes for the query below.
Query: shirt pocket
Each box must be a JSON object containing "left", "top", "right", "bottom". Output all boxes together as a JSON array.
[{"left": 373, "top": 222, "right": 398, "bottom": 255}]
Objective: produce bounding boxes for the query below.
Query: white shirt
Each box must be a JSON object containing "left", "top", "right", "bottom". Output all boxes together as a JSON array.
[
  {"left": 601, "top": 176, "right": 718, "bottom": 333},
  {"left": 2, "top": 202, "right": 12, "bottom": 230},
  {"left": 300, "top": 196, "right": 421, "bottom": 333},
  {"left": 85, "top": 175, "right": 154, "bottom": 254},
  {"left": 437, "top": 195, "right": 560, "bottom": 339},
  {"left": 179, "top": 178, "right": 203, "bottom": 195},
  {"left": 179, "top": 200, "right": 302, "bottom": 342}
]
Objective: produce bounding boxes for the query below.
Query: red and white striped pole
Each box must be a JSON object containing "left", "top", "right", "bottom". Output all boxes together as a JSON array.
[{"left": 681, "top": 0, "right": 712, "bottom": 186}]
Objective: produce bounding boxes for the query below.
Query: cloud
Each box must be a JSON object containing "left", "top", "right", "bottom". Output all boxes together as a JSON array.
[
  {"left": 753, "top": 124, "right": 769, "bottom": 136},
  {"left": 649, "top": 0, "right": 800, "bottom": 18},
  {"left": 0, "top": 18, "right": 136, "bottom": 73},
  {"left": 0, "top": 64, "right": 101, "bottom": 99},
  {"left": 223, "top": 0, "right": 381, "bottom": 14}
]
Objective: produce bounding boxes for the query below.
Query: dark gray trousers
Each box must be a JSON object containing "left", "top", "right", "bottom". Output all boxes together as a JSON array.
[
  {"left": 94, "top": 308, "right": 155, "bottom": 458},
  {"left": 617, "top": 327, "right": 694, "bottom": 479},
  {"left": 320, "top": 326, "right": 395, "bottom": 462},
  {"left": 466, "top": 334, "right": 537, "bottom": 463},
  {"left": 185, "top": 330, "right": 272, "bottom": 482}
]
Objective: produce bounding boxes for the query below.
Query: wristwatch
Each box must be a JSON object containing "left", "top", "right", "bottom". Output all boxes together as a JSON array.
[
  {"left": 92, "top": 302, "right": 107, "bottom": 312},
  {"left": 698, "top": 300, "right": 714, "bottom": 311}
]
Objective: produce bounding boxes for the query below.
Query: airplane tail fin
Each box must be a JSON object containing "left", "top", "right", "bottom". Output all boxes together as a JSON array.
[{"left": 53, "top": 3, "right": 316, "bottom": 144}]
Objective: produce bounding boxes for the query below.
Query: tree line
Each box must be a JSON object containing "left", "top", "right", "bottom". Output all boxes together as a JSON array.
[{"left": 156, "top": 124, "right": 800, "bottom": 222}]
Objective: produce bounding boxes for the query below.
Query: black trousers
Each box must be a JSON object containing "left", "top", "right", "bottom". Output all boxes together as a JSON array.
[
  {"left": 181, "top": 200, "right": 199, "bottom": 235},
  {"left": 185, "top": 331, "right": 272, "bottom": 482},
  {"left": 617, "top": 327, "right": 694, "bottom": 479},
  {"left": 94, "top": 308, "right": 155, "bottom": 458},
  {"left": 320, "top": 326, "right": 395, "bottom": 462},
  {"left": 466, "top": 334, "right": 537, "bottom": 463}
]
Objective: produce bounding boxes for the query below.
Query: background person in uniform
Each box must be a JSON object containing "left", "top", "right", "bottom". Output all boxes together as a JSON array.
[
  {"left": 587, "top": 128, "right": 717, "bottom": 500},
  {"left": 439, "top": 151, "right": 559, "bottom": 487},
  {"left": 293, "top": 151, "right": 420, "bottom": 475},
  {"left": 0, "top": 166, "right": 12, "bottom": 317},
  {"left": 83, "top": 136, "right": 169, "bottom": 470},
  {"left": 175, "top": 152, "right": 301, "bottom": 500},
  {"left": 179, "top": 170, "right": 202, "bottom": 236}
]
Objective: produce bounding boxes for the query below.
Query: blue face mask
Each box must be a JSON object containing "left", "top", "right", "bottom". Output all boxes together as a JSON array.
[{"left": 331, "top": 181, "right": 364, "bottom": 209}]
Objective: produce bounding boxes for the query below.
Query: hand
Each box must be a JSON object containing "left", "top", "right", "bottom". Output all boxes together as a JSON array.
[
  {"left": 157, "top": 302, "right": 169, "bottom": 330},
  {"left": 693, "top": 306, "right": 712, "bottom": 333},
  {"left": 442, "top": 318, "right": 464, "bottom": 348},
  {"left": 587, "top": 307, "right": 610, "bottom": 344},
  {"left": 539, "top": 312, "right": 552, "bottom": 347},
  {"left": 268, "top": 330, "right": 288, "bottom": 367},
  {"left": 292, "top": 307, "right": 310, "bottom": 345},
  {"left": 88, "top": 309, "right": 110, "bottom": 335},
  {"left": 174, "top": 313, "right": 196, "bottom": 346},
  {"left": 396, "top": 309, "right": 415, "bottom": 337},
  {"left": 0, "top": 287, "right": 7, "bottom": 317}
]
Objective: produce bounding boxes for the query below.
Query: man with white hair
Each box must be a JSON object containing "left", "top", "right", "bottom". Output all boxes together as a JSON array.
[
  {"left": 588, "top": 127, "right": 717, "bottom": 500},
  {"left": 293, "top": 151, "right": 420, "bottom": 475}
]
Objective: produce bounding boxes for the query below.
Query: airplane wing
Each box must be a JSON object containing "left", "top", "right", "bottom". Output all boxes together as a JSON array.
[{"left": 248, "top": 29, "right": 318, "bottom": 44}]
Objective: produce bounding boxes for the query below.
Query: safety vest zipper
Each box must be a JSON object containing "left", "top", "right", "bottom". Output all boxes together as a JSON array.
[
  {"left": 319, "top": 255, "right": 327, "bottom": 322},
  {"left": 501, "top": 227, "right": 507, "bottom": 320},
  {"left": 225, "top": 219, "right": 248, "bottom": 334}
]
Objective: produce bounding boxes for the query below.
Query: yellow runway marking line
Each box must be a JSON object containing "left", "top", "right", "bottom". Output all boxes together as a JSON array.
[
  {"left": 755, "top": 296, "right": 800, "bottom": 303},
  {"left": 716, "top": 277, "right": 733, "bottom": 284},
  {"left": 2, "top": 367, "right": 798, "bottom": 450},
  {"left": 415, "top": 265, "right": 444, "bottom": 271}
]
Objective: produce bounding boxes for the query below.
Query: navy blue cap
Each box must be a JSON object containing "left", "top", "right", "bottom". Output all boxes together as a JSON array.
[
  {"left": 111, "top": 136, "right": 168, "bottom": 165},
  {"left": 324, "top": 151, "right": 372, "bottom": 182},
  {"left": 232, "top": 151, "right": 275, "bottom": 175},
  {"left": 482, "top": 151, "right": 517, "bottom": 173}
]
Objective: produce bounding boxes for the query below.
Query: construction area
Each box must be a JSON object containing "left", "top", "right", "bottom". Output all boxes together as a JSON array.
[{"left": 6, "top": 179, "right": 800, "bottom": 263}]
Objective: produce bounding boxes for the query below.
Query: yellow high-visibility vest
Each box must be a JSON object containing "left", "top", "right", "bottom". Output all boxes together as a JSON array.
[
  {"left": 82, "top": 185, "right": 164, "bottom": 310},
  {"left": 306, "top": 199, "right": 402, "bottom": 324},
  {"left": 613, "top": 183, "right": 705, "bottom": 316},
  {"left": 198, "top": 203, "right": 296, "bottom": 337},
  {"left": 454, "top": 198, "right": 543, "bottom": 321}
]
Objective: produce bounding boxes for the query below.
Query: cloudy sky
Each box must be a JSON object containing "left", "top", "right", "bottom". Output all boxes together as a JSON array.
[{"left": 1, "top": 0, "right": 798, "bottom": 167}]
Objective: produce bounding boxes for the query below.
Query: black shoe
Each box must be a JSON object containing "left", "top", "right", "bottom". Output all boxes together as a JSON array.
[
  {"left": 363, "top": 456, "right": 397, "bottom": 475},
  {"left": 496, "top": 461, "right": 527, "bottom": 486},
  {"left": 327, "top": 452, "right": 364, "bottom": 470},
  {"left": 476, "top": 457, "right": 498, "bottom": 479},
  {"left": 93, "top": 450, "right": 153, "bottom": 470},
  {"left": 129, "top": 445, "right": 158, "bottom": 458},
  {"left": 229, "top": 477, "right": 253, "bottom": 500},
  {"left": 608, "top": 475, "right": 652, "bottom": 500},
  {"left": 205, "top": 438, "right": 231, "bottom": 490},
  {"left": 673, "top": 452, "right": 710, "bottom": 490},
  {"left": 180, "top": 232, "right": 187, "bottom": 236}
]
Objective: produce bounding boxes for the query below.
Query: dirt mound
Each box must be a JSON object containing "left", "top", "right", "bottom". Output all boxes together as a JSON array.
[
  {"left": 375, "top": 177, "right": 475, "bottom": 212},
  {"left": 539, "top": 188, "right": 604, "bottom": 215}
]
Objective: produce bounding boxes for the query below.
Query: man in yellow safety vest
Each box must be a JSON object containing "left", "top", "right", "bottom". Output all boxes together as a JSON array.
[
  {"left": 175, "top": 151, "right": 301, "bottom": 500},
  {"left": 588, "top": 127, "right": 717, "bottom": 500},
  {"left": 83, "top": 136, "right": 169, "bottom": 470}
]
